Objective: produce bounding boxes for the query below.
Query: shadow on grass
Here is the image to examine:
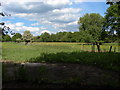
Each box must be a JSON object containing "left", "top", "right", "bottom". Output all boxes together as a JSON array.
[{"left": 28, "top": 51, "right": 120, "bottom": 72}]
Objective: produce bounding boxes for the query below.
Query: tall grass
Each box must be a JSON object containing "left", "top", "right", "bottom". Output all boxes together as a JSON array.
[{"left": 29, "top": 52, "right": 120, "bottom": 71}]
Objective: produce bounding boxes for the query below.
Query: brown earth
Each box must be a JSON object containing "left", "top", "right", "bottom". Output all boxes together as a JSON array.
[{"left": 1, "top": 61, "right": 120, "bottom": 89}]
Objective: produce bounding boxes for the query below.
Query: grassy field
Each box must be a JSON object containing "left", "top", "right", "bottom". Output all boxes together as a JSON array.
[
  {"left": 1, "top": 42, "right": 120, "bottom": 71},
  {"left": 2, "top": 42, "right": 85, "bottom": 61},
  {"left": 2, "top": 42, "right": 119, "bottom": 61}
]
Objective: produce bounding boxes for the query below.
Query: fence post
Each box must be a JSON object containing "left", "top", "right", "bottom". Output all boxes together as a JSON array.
[
  {"left": 109, "top": 46, "right": 112, "bottom": 53},
  {"left": 96, "top": 42, "right": 101, "bottom": 52}
]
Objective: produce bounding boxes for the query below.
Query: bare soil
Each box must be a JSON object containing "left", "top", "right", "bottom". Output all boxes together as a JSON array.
[{"left": 1, "top": 61, "right": 120, "bottom": 89}]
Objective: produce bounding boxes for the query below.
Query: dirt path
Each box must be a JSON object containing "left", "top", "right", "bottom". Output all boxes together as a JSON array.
[{"left": 2, "top": 62, "right": 120, "bottom": 89}]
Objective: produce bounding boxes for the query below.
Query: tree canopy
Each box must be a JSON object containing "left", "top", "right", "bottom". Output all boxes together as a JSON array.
[
  {"left": 104, "top": 2, "right": 120, "bottom": 39},
  {"left": 12, "top": 33, "right": 22, "bottom": 42},
  {"left": 78, "top": 13, "right": 104, "bottom": 42},
  {"left": 22, "top": 31, "right": 33, "bottom": 41},
  {"left": 0, "top": 3, "right": 13, "bottom": 37},
  {"left": 2, "top": 34, "right": 11, "bottom": 41}
]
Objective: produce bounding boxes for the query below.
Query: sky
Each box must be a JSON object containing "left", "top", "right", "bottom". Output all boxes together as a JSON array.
[{"left": 0, "top": 0, "right": 109, "bottom": 36}]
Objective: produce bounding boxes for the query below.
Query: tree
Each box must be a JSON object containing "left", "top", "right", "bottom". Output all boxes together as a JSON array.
[
  {"left": 40, "top": 32, "right": 50, "bottom": 42},
  {"left": 3, "top": 34, "right": 11, "bottom": 42},
  {"left": 12, "top": 33, "right": 22, "bottom": 42},
  {"left": 32, "top": 36, "right": 40, "bottom": 42},
  {"left": 78, "top": 13, "right": 104, "bottom": 42},
  {"left": 0, "top": 3, "right": 14, "bottom": 38},
  {"left": 104, "top": 1, "right": 120, "bottom": 39},
  {"left": 16, "top": 38, "right": 22, "bottom": 43},
  {"left": 22, "top": 31, "right": 33, "bottom": 44},
  {"left": 50, "top": 34, "right": 57, "bottom": 42}
]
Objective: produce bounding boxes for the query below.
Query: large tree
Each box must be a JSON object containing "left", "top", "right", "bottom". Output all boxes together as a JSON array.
[
  {"left": 22, "top": 31, "right": 33, "bottom": 44},
  {"left": 0, "top": 2, "right": 14, "bottom": 42},
  {"left": 2, "top": 34, "right": 11, "bottom": 42},
  {"left": 40, "top": 32, "right": 50, "bottom": 42},
  {"left": 12, "top": 33, "right": 22, "bottom": 42},
  {"left": 78, "top": 13, "right": 104, "bottom": 42},
  {"left": 104, "top": 1, "right": 120, "bottom": 39}
]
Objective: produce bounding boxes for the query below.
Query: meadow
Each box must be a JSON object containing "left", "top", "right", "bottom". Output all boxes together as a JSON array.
[
  {"left": 2, "top": 42, "right": 119, "bottom": 61},
  {"left": 1, "top": 42, "right": 120, "bottom": 71}
]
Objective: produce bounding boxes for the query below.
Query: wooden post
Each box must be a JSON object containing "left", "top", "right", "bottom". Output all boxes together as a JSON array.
[
  {"left": 109, "top": 46, "right": 112, "bottom": 53},
  {"left": 96, "top": 42, "right": 101, "bottom": 52},
  {"left": 114, "top": 47, "right": 116, "bottom": 52}
]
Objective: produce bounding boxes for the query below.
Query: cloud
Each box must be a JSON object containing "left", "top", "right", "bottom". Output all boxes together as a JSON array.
[
  {"left": 52, "top": 8, "right": 81, "bottom": 14},
  {"left": 2, "top": 0, "right": 84, "bottom": 35},
  {"left": 6, "top": 22, "right": 40, "bottom": 35},
  {"left": 4, "top": 2, "right": 56, "bottom": 14},
  {"left": 31, "top": 23, "right": 39, "bottom": 26},
  {"left": 2, "top": 0, "right": 106, "bottom": 4},
  {"left": 40, "top": 30, "right": 51, "bottom": 34},
  {"left": 15, "top": 22, "right": 24, "bottom": 26}
]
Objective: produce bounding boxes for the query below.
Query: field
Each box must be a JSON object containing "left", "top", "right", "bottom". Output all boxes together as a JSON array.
[
  {"left": 2, "top": 42, "right": 120, "bottom": 61},
  {"left": 1, "top": 42, "right": 120, "bottom": 71}
]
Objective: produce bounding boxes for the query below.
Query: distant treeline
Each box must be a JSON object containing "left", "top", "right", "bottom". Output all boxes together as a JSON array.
[{"left": 1, "top": 31, "right": 118, "bottom": 43}]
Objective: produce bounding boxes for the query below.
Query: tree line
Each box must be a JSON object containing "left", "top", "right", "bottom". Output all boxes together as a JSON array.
[{"left": 2, "top": 29, "right": 118, "bottom": 43}]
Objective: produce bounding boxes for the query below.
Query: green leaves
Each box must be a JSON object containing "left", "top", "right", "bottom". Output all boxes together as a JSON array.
[
  {"left": 104, "top": 3, "right": 120, "bottom": 38},
  {"left": 12, "top": 33, "right": 22, "bottom": 42},
  {"left": 2, "top": 34, "right": 11, "bottom": 41},
  {"left": 78, "top": 13, "right": 104, "bottom": 42},
  {"left": 22, "top": 31, "right": 33, "bottom": 41}
]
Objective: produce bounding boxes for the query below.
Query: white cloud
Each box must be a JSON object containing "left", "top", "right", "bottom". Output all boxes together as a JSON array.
[
  {"left": 45, "top": 0, "right": 72, "bottom": 6},
  {"left": 6, "top": 22, "right": 40, "bottom": 35},
  {"left": 2, "top": 0, "right": 106, "bottom": 4},
  {"left": 2, "top": 0, "right": 84, "bottom": 34},
  {"left": 40, "top": 27, "right": 47, "bottom": 30},
  {"left": 31, "top": 23, "right": 39, "bottom": 26},
  {"left": 52, "top": 8, "right": 81, "bottom": 14},
  {"left": 72, "top": 0, "right": 84, "bottom": 3},
  {"left": 15, "top": 22, "right": 24, "bottom": 26},
  {"left": 41, "top": 30, "right": 51, "bottom": 34},
  {"left": 67, "top": 21, "right": 78, "bottom": 25},
  {"left": 71, "top": 0, "right": 106, "bottom": 3}
]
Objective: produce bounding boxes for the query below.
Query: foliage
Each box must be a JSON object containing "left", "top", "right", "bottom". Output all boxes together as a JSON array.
[
  {"left": 29, "top": 52, "right": 120, "bottom": 72},
  {"left": 0, "top": 3, "right": 14, "bottom": 36},
  {"left": 78, "top": 13, "right": 104, "bottom": 42},
  {"left": 40, "top": 32, "right": 51, "bottom": 42},
  {"left": 12, "top": 33, "right": 22, "bottom": 42},
  {"left": 22, "top": 31, "right": 33, "bottom": 40},
  {"left": 22, "top": 31, "right": 33, "bottom": 44},
  {"left": 104, "top": 2, "right": 120, "bottom": 39},
  {"left": 2, "top": 34, "right": 11, "bottom": 41},
  {"left": 32, "top": 36, "right": 40, "bottom": 42}
]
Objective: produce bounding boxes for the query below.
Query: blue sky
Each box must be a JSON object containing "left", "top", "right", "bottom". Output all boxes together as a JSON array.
[{"left": 1, "top": 0, "right": 109, "bottom": 36}]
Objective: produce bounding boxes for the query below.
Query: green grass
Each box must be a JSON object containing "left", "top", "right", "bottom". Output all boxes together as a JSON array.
[
  {"left": 2, "top": 42, "right": 83, "bottom": 61},
  {"left": 29, "top": 52, "right": 120, "bottom": 71},
  {"left": 1, "top": 42, "right": 120, "bottom": 71},
  {"left": 2, "top": 42, "right": 120, "bottom": 62}
]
